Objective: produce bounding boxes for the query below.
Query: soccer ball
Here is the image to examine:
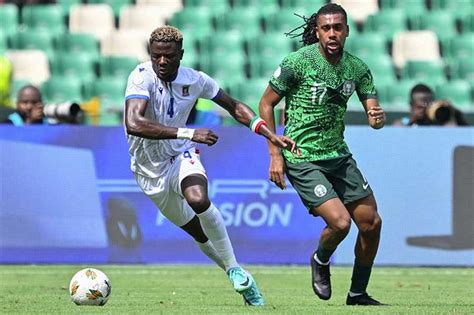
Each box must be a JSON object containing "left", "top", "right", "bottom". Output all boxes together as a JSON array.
[{"left": 69, "top": 268, "right": 111, "bottom": 306}]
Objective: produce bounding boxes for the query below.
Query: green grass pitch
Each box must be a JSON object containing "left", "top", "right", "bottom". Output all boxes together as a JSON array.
[{"left": 1, "top": 265, "right": 473, "bottom": 314}]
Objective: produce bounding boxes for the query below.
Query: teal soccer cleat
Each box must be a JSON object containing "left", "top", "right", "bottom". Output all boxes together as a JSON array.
[
  {"left": 227, "top": 267, "right": 253, "bottom": 292},
  {"left": 241, "top": 273, "right": 265, "bottom": 306}
]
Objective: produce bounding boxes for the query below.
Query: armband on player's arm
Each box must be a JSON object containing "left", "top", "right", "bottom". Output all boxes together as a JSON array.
[
  {"left": 249, "top": 116, "right": 267, "bottom": 134},
  {"left": 176, "top": 128, "right": 195, "bottom": 140}
]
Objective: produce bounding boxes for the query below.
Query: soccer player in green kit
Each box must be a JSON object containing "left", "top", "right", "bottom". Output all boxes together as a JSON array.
[{"left": 259, "top": 3, "right": 386, "bottom": 305}]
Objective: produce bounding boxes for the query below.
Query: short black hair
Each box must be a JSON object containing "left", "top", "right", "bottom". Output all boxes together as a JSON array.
[
  {"left": 17, "top": 84, "right": 42, "bottom": 101},
  {"left": 286, "top": 3, "right": 348, "bottom": 46},
  {"left": 410, "top": 84, "right": 434, "bottom": 97}
]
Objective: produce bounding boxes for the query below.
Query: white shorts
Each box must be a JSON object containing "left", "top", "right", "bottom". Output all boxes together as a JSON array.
[{"left": 134, "top": 148, "right": 207, "bottom": 227}]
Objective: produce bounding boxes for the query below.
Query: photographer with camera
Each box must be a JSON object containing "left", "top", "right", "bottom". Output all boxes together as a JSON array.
[
  {"left": 4, "top": 85, "right": 47, "bottom": 125},
  {"left": 427, "top": 99, "right": 469, "bottom": 126},
  {"left": 3, "top": 84, "right": 84, "bottom": 125},
  {"left": 393, "top": 84, "right": 434, "bottom": 127}
]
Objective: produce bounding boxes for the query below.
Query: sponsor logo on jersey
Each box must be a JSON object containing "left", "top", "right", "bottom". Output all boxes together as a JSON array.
[
  {"left": 182, "top": 85, "right": 190, "bottom": 96},
  {"left": 314, "top": 184, "right": 327, "bottom": 197},
  {"left": 342, "top": 80, "right": 355, "bottom": 96},
  {"left": 273, "top": 66, "right": 281, "bottom": 78}
]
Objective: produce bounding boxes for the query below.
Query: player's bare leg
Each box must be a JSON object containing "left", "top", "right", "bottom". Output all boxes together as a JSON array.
[
  {"left": 310, "top": 198, "right": 351, "bottom": 300},
  {"left": 181, "top": 174, "right": 264, "bottom": 305},
  {"left": 346, "top": 194, "right": 384, "bottom": 305}
]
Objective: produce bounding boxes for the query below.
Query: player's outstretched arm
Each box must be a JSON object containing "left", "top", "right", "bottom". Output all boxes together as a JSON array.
[
  {"left": 259, "top": 85, "right": 296, "bottom": 190},
  {"left": 212, "top": 88, "right": 299, "bottom": 153},
  {"left": 363, "top": 98, "right": 386, "bottom": 129},
  {"left": 125, "top": 98, "right": 218, "bottom": 145}
]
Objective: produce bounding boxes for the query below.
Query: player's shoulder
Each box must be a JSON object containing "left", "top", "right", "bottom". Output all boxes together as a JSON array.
[
  {"left": 286, "top": 45, "right": 312, "bottom": 62},
  {"left": 129, "top": 61, "right": 154, "bottom": 79},
  {"left": 343, "top": 50, "right": 370, "bottom": 71},
  {"left": 174, "top": 66, "right": 211, "bottom": 85}
]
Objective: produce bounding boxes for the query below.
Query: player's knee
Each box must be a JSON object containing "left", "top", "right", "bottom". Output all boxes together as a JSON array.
[
  {"left": 332, "top": 216, "right": 351, "bottom": 236},
  {"left": 360, "top": 214, "right": 382, "bottom": 237},
  {"left": 186, "top": 195, "right": 211, "bottom": 213}
]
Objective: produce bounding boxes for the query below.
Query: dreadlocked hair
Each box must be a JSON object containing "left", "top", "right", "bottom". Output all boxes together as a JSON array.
[
  {"left": 149, "top": 25, "right": 183, "bottom": 47},
  {"left": 285, "top": 3, "right": 348, "bottom": 46}
]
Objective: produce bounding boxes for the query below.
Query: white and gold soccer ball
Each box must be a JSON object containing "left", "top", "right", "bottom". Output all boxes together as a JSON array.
[{"left": 69, "top": 268, "right": 111, "bottom": 306}]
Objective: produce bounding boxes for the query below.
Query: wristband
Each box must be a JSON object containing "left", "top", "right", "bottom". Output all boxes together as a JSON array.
[
  {"left": 177, "top": 128, "right": 195, "bottom": 140},
  {"left": 249, "top": 116, "right": 267, "bottom": 134}
]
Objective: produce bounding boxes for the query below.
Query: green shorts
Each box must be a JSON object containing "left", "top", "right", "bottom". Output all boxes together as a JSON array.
[{"left": 285, "top": 155, "right": 373, "bottom": 213}]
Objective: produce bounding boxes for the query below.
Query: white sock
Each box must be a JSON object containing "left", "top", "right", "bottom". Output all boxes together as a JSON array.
[
  {"left": 197, "top": 203, "right": 239, "bottom": 271},
  {"left": 196, "top": 240, "right": 225, "bottom": 270},
  {"left": 313, "top": 253, "right": 330, "bottom": 265},
  {"left": 349, "top": 291, "right": 364, "bottom": 297}
]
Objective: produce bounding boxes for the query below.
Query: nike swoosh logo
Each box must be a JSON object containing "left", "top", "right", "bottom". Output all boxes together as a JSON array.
[
  {"left": 363, "top": 182, "right": 369, "bottom": 190},
  {"left": 240, "top": 277, "right": 250, "bottom": 287}
]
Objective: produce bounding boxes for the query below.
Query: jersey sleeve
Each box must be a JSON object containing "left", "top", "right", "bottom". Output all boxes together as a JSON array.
[
  {"left": 355, "top": 62, "right": 377, "bottom": 101},
  {"left": 269, "top": 54, "right": 300, "bottom": 96},
  {"left": 125, "top": 66, "right": 153, "bottom": 101},
  {"left": 197, "top": 71, "right": 220, "bottom": 99}
]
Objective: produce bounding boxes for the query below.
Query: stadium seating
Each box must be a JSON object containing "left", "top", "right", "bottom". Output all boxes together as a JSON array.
[
  {"left": 436, "top": 80, "right": 472, "bottom": 109},
  {"left": 69, "top": 4, "right": 115, "bottom": 41},
  {"left": 41, "top": 76, "right": 83, "bottom": 103},
  {"left": 383, "top": 79, "right": 419, "bottom": 108},
  {"left": 2, "top": 0, "right": 472, "bottom": 125},
  {"left": 185, "top": 0, "right": 229, "bottom": 14},
  {"left": 452, "top": 57, "right": 474, "bottom": 81},
  {"left": 445, "top": 34, "right": 474, "bottom": 62},
  {"left": 392, "top": 31, "right": 441, "bottom": 69},
  {"left": 169, "top": 7, "right": 214, "bottom": 40},
  {"left": 21, "top": 5, "right": 66, "bottom": 36},
  {"left": 0, "top": 32, "right": 7, "bottom": 53},
  {"left": 410, "top": 11, "right": 457, "bottom": 43},
  {"left": 5, "top": 49, "right": 50, "bottom": 86},
  {"left": 402, "top": 61, "right": 447, "bottom": 86},
  {"left": 100, "top": 56, "right": 139, "bottom": 79},
  {"left": 364, "top": 9, "right": 407, "bottom": 41},
  {"left": 56, "top": 0, "right": 82, "bottom": 16},
  {"left": 380, "top": 0, "right": 426, "bottom": 14},
  {"left": 87, "top": 0, "right": 133, "bottom": 18},
  {"left": 331, "top": 0, "right": 379, "bottom": 23},
  {"left": 345, "top": 32, "right": 387, "bottom": 59},
  {"left": 100, "top": 30, "right": 149, "bottom": 62},
  {"left": 135, "top": 0, "right": 182, "bottom": 19},
  {"left": 10, "top": 30, "right": 55, "bottom": 61},
  {"left": 119, "top": 5, "right": 166, "bottom": 32},
  {"left": 215, "top": 8, "right": 262, "bottom": 39},
  {"left": 460, "top": 14, "right": 474, "bottom": 33},
  {"left": 0, "top": 4, "right": 18, "bottom": 40},
  {"left": 50, "top": 53, "right": 96, "bottom": 86},
  {"left": 281, "top": 0, "right": 327, "bottom": 9},
  {"left": 56, "top": 32, "right": 101, "bottom": 63}
]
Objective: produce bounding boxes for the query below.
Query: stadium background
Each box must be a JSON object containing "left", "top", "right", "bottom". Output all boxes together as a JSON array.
[
  {"left": 1, "top": 1, "right": 473, "bottom": 312},
  {"left": 1, "top": 0, "right": 473, "bottom": 265},
  {"left": 0, "top": 0, "right": 473, "bottom": 125}
]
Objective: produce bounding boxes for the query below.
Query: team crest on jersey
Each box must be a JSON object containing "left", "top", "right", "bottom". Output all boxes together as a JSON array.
[
  {"left": 182, "top": 85, "right": 190, "bottom": 96},
  {"left": 342, "top": 80, "right": 355, "bottom": 96},
  {"left": 314, "top": 184, "right": 327, "bottom": 197}
]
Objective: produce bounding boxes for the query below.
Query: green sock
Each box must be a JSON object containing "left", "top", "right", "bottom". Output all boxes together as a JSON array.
[
  {"left": 315, "top": 244, "right": 335, "bottom": 264},
  {"left": 349, "top": 259, "right": 373, "bottom": 294}
]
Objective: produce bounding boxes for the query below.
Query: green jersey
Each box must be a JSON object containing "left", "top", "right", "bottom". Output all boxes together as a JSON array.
[{"left": 270, "top": 44, "right": 376, "bottom": 163}]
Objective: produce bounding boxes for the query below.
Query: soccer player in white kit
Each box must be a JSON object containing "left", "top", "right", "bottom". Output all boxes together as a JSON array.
[{"left": 124, "top": 26, "right": 299, "bottom": 306}]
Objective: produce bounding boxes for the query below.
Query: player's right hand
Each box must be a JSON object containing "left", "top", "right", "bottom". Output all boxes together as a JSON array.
[
  {"left": 192, "top": 128, "right": 218, "bottom": 146},
  {"left": 269, "top": 153, "right": 287, "bottom": 190}
]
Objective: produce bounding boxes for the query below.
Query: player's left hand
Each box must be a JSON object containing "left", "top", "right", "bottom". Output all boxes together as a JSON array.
[
  {"left": 367, "top": 106, "right": 386, "bottom": 129},
  {"left": 269, "top": 135, "right": 301, "bottom": 156}
]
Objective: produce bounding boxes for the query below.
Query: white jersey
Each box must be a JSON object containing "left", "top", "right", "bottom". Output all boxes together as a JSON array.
[{"left": 125, "top": 62, "right": 220, "bottom": 178}]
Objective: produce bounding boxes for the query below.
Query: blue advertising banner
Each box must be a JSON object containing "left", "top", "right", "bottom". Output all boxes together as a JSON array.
[{"left": 0, "top": 126, "right": 473, "bottom": 266}]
